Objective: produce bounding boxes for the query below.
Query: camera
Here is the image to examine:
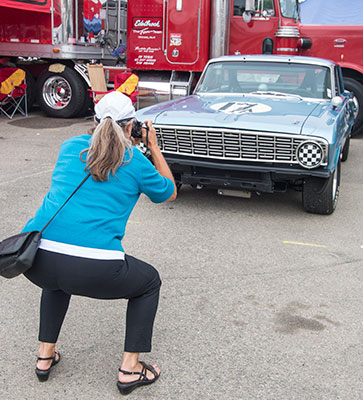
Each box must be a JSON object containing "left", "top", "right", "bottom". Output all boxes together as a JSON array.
[
  {"left": 131, "top": 120, "right": 149, "bottom": 139},
  {"left": 131, "top": 120, "right": 152, "bottom": 159}
]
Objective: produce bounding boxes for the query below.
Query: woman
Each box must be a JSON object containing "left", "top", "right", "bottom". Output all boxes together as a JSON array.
[{"left": 22, "top": 91, "right": 177, "bottom": 395}]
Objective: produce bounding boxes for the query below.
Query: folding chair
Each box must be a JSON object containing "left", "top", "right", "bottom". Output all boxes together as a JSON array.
[
  {"left": 115, "top": 72, "right": 139, "bottom": 106},
  {"left": 87, "top": 63, "right": 108, "bottom": 103},
  {"left": 0, "top": 67, "right": 27, "bottom": 119},
  {"left": 87, "top": 63, "right": 139, "bottom": 106}
]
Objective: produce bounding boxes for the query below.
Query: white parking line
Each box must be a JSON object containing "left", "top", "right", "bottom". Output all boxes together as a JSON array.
[
  {"left": 0, "top": 169, "right": 53, "bottom": 186},
  {"left": 282, "top": 240, "right": 327, "bottom": 248}
]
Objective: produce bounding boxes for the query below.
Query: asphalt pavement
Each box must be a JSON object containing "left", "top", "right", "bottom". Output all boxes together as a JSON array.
[{"left": 0, "top": 111, "right": 362, "bottom": 400}]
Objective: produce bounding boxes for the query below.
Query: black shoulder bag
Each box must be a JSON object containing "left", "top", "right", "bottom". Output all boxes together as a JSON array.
[{"left": 0, "top": 173, "right": 90, "bottom": 279}]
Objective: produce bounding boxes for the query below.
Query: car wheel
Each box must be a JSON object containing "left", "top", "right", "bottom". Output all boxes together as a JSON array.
[
  {"left": 343, "top": 77, "right": 363, "bottom": 136},
  {"left": 341, "top": 135, "right": 350, "bottom": 162},
  {"left": 302, "top": 160, "right": 341, "bottom": 215},
  {"left": 36, "top": 66, "right": 87, "bottom": 118}
]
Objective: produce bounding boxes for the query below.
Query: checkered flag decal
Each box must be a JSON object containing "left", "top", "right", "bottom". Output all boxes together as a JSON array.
[{"left": 298, "top": 143, "right": 323, "bottom": 167}]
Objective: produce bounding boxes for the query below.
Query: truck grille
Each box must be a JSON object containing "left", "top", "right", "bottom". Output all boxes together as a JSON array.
[{"left": 154, "top": 125, "right": 328, "bottom": 165}]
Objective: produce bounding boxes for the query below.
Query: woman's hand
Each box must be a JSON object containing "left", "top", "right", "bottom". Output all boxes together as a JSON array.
[
  {"left": 141, "top": 120, "right": 177, "bottom": 201},
  {"left": 142, "top": 120, "right": 159, "bottom": 150}
]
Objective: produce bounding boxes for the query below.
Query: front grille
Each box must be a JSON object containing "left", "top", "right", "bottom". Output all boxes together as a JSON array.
[{"left": 154, "top": 125, "right": 328, "bottom": 165}]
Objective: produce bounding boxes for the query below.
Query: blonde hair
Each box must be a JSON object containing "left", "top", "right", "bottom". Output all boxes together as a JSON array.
[{"left": 81, "top": 118, "right": 132, "bottom": 181}]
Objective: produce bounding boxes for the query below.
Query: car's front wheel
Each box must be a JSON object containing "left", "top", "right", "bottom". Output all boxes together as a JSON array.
[{"left": 302, "top": 161, "right": 341, "bottom": 215}]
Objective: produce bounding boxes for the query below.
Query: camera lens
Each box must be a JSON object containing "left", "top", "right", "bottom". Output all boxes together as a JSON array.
[{"left": 131, "top": 120, "right": 143, "bottom": 138}]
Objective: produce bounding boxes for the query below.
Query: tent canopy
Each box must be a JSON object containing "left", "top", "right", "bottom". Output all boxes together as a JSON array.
[{"left": 300, "top": 0, "right": 363, "bottom": 25}]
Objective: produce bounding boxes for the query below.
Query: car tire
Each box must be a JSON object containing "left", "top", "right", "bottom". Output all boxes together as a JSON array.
[
  {"left": 36, "top": 66, "right": 87, "bottom": 118},
  {"left": 343, "top": 77, "right": 363, "bottom": 136},
  {"left": 302, "top": 160, "right": 341, "bottom": 215},
  {"left": 341, "top": 135, "right": 350, "bottom": 162}
]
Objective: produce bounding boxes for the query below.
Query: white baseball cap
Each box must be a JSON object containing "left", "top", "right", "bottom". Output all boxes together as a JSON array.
[{"left": 95, "top": 91, "right": 136, "bottom": 123}]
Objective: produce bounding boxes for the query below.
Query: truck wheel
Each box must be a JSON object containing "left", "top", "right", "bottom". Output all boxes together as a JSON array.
[
  {"left": 341, "top": 134, "right": 350, "bottom": 162},
  {"left": 36, "top": 66, "right": 87, "bottom": 118},
  {"left": 302, "top": 161, "right": 340, "bottom": 215},
  {"left": 343, "top": 77, "right": 363, "bottom": 136}
]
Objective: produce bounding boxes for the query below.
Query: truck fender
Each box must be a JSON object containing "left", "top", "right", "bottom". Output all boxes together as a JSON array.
[
  {"left": 47, "top": 63, "right": 91, "bottom": 87},
  {"left": 73, "top": 63, "right": 91, "bottom": 87},
  {"left": 337, "top": 65, "right": 363, "bottom": 135},
  {"left": 338, "top": 62, "right": 363, "bottom": 76}
]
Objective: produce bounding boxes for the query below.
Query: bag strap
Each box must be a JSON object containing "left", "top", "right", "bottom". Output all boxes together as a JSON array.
[{"left": 40, "top": 173, "right": 91, "bottom": 234}]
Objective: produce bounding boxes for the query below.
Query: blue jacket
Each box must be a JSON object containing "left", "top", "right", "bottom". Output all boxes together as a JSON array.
[{"left": 22, "top": 134, "right": 174, "bottom": 252}]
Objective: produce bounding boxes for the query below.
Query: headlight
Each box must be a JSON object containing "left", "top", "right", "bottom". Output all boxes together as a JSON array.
[{"left": 296, "top": 141, "right": 324, "bottom": 169}]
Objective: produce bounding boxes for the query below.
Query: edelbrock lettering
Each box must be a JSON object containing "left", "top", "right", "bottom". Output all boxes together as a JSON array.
[{"left": 134, "top": 19, "right": 160, "bottom": 28}]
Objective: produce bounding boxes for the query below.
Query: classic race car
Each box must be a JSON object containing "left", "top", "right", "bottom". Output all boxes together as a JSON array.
[{"left": 136, "top": 55, "right": 355, "bottom": 214}]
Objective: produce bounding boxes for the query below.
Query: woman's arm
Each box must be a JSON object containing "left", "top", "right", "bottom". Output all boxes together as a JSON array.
[{"left": 142, "top": 121, "right": 177, "bottom": 202}]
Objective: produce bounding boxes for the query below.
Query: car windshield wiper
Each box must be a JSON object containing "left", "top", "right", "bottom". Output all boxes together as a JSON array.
[{"left": 250, "top": 91, "right": 302, "bottom": 100}]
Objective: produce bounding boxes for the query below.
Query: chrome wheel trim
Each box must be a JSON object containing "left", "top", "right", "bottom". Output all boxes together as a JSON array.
[
  {"left": 42, "top": 76, "right": 72, "bottom": 110},
  {"left": 352, "top": 95, "right": 359, "bottom": 122}
]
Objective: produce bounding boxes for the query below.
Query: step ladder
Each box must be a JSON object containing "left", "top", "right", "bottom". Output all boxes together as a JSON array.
[{"left": 170, "top": 71, "right": 195, "bottom": 100}]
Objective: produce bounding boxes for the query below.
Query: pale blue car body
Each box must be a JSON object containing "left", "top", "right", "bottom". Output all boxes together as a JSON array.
[{"left": 136, "top": 55, "right": 355, "bottom": 213}]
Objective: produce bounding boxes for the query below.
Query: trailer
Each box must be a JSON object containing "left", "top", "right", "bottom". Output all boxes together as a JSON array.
[{"left": 0, "top": 0, "right": 128, "bottom": 118}]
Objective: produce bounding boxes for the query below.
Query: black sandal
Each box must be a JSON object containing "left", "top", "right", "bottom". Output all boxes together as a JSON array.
[
  {"left": 35, "top": 351, "right": 61, "bottom": 382},
  {"left": 117, "top": 361, "right": 160, "bottom": 395}
]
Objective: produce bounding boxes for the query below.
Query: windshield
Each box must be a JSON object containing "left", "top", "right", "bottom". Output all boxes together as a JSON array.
[
  {"left": 195, "top": 61, "right": 332, "bottom": 99},
  {"left": 279, "top": 0, "right": 298, "bottom": 19}
]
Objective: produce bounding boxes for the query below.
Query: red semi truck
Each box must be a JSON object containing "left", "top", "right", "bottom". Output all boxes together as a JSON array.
[{"left": 1, "top": 0, "right": 363, "bottom": 134}]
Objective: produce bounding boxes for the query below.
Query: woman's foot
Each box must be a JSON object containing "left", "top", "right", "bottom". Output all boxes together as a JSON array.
[
  {"left": 117, "top": 351, "right": 160, "bottom": 394},
  {"left": 36, "top": 350, "right": 60, "bottom": 371},
  {"left": 37, "top": 343, "right": 59, "bottom": 371},
  {"left": 35, "top": 348, "right": 61, "bottom": 382},
  {"left": 118, "top": 362, "right": 160, "bottom": 383},
  {"left": 117, "top": 361, "right": 160, "bottom": 395}
]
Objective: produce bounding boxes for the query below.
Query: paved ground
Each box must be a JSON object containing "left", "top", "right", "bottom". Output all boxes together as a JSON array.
[{"left": 0, "top": 111, "right": 362, "bottom": 400}]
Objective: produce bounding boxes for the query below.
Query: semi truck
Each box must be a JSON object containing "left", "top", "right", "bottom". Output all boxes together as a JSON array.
[{"left": 1, "top": 0, "right": 363, "bottom": 135}]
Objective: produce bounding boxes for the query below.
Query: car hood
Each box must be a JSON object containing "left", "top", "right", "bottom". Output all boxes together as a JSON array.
[{"left": 136, "top": 94, "right": 323, "bottom": 135}]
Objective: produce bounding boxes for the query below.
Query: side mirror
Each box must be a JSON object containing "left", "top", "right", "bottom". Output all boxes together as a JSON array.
[
  {"left": 243, "top": 11, "right": 252, "bottom": 23},
  {"left": 243, "top": 0, "right": 256, "bottom": 22},
  {"left": 331, "top": 96, "right": 343, "bottom": 109}
]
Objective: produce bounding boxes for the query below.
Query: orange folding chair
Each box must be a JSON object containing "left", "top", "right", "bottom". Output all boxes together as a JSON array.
[
  {"left": 0, "top": 67, "right": 27, "bottom": 119},
  {"left": 114, "top": 72, "right": 139, "bottom": 105}
]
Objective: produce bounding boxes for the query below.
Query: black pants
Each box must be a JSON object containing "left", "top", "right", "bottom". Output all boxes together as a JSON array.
[{"left": 24, "top": 249, "right": 161, "bottom": 353}]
